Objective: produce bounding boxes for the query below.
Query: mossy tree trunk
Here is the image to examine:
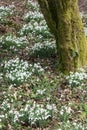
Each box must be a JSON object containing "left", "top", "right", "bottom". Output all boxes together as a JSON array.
[{"left": 38, "top": 0, "right": 87, "bottom": 74}]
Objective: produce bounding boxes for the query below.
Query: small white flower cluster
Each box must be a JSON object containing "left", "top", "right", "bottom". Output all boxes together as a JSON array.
[
  {"left": 33, "top": 63, "right": 44, "bottom": 73},
  {"left": 46, "top": 104, "right": 57, "bottom": 114},
  {"left": 72, "top": 122, "right": 87, "bottom": 130},
  {"left": 19, "top": 20, "right": 50, "bottom": 39},
  {"left": 66, "top": 69, "right": 87, "bottom": 87},
  {"left": 60, "top": 106, "right": 71, "bottom": 115},
  {"left": 3, "top": 58, "right": 44, "bottom": 86},
  {"left": 19, "top": 0, "right": 53, "bottom": 45},
  {"left": 9, "top": 109, "right": 20, "bottom": 123},
  {"left": 0, "top": 5, "right": 14, "bottom": 23},
  {"left": 20, "top": 102, "right": 52, "bottom": 125},
  {"left": 0, "top": 115, "right": 5, "bottom": 121},
  {"left": 58, "top": 121, "right": 87, "bottom": 130},
  {"left": 30, "top": 41, "right": 56, "bottom": 57},
  {"left": 27, "top": 0, "right": 39, "bottom": 11},
  {"left": 0, "top": 102, "right": 53, "bottom": 125},
  {"left": 0, "top": 35, "right": 27, "bottom": 51},
  {"left": 1, "top": 99, "right": 11, "bottom": 111},
  {"left": 0, "top": 99, "right": 53, "bottom": 126},
  {"left": 32, "top": 41, "right": 56, "bottom": 52},
  {"left": 4, "top": 57, "right": 30, "bottom": 86},
  {"left": 21, "top": 0, "right": 48, "bottom": 38},
  {"left": 36, "top": 89, "right": 46, "bottom": 95},
  {"left": 24, "top": 11, "right": 43, "bottom": 22},
  {"left": 0, "top": 5, "right": 14, "bottom": 12}
]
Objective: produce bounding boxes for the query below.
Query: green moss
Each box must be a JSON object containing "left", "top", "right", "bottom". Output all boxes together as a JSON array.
[{"left": 38, "top": 0, "right": 87, "bottom": 74}]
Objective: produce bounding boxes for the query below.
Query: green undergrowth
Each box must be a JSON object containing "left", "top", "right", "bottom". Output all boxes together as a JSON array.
[{"left": 0, "top": 0, "right": 87, "bottom": 129}]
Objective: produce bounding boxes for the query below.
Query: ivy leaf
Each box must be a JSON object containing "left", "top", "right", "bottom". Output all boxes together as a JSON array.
[{"left": 72, "top": 51, "right": 79, "bottom": 58}]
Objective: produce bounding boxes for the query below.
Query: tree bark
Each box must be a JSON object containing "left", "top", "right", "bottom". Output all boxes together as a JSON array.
[{"left": 38, "top": 0, "right": 87, "bottom": 74}]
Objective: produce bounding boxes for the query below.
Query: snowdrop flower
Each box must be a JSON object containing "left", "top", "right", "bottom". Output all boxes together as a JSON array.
[
  {"left": 66, "top": 69, "right": 87, "bottom": 87},
  {"left": 46, "top": 104, "right": 53, "bottom": 110},
  {"left": 60, "top": 109, "right": 64, "bottom": 115},
  {"left": 3, "top": 57, "right": 44, "bottom": 86},
  {"left": 36, "top": 89, "right": 46, "bottom": 95}
]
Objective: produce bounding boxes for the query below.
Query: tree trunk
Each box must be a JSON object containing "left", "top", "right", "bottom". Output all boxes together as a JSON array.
[{"left": 38, "top": 0, "right": 87, "bottom": 74}]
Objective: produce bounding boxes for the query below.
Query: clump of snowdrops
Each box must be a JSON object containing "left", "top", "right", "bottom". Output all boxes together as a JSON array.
[
  {"left": 66, "top": 69, "right": 87, "bottom": 87},
  {"left": 2, "top": 57, "right": 44, "bottom": 86}
]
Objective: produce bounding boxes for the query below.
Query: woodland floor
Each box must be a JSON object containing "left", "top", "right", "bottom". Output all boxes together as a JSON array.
[{"left": 0, "top": 0, "right": 87, "bottom": 130}]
